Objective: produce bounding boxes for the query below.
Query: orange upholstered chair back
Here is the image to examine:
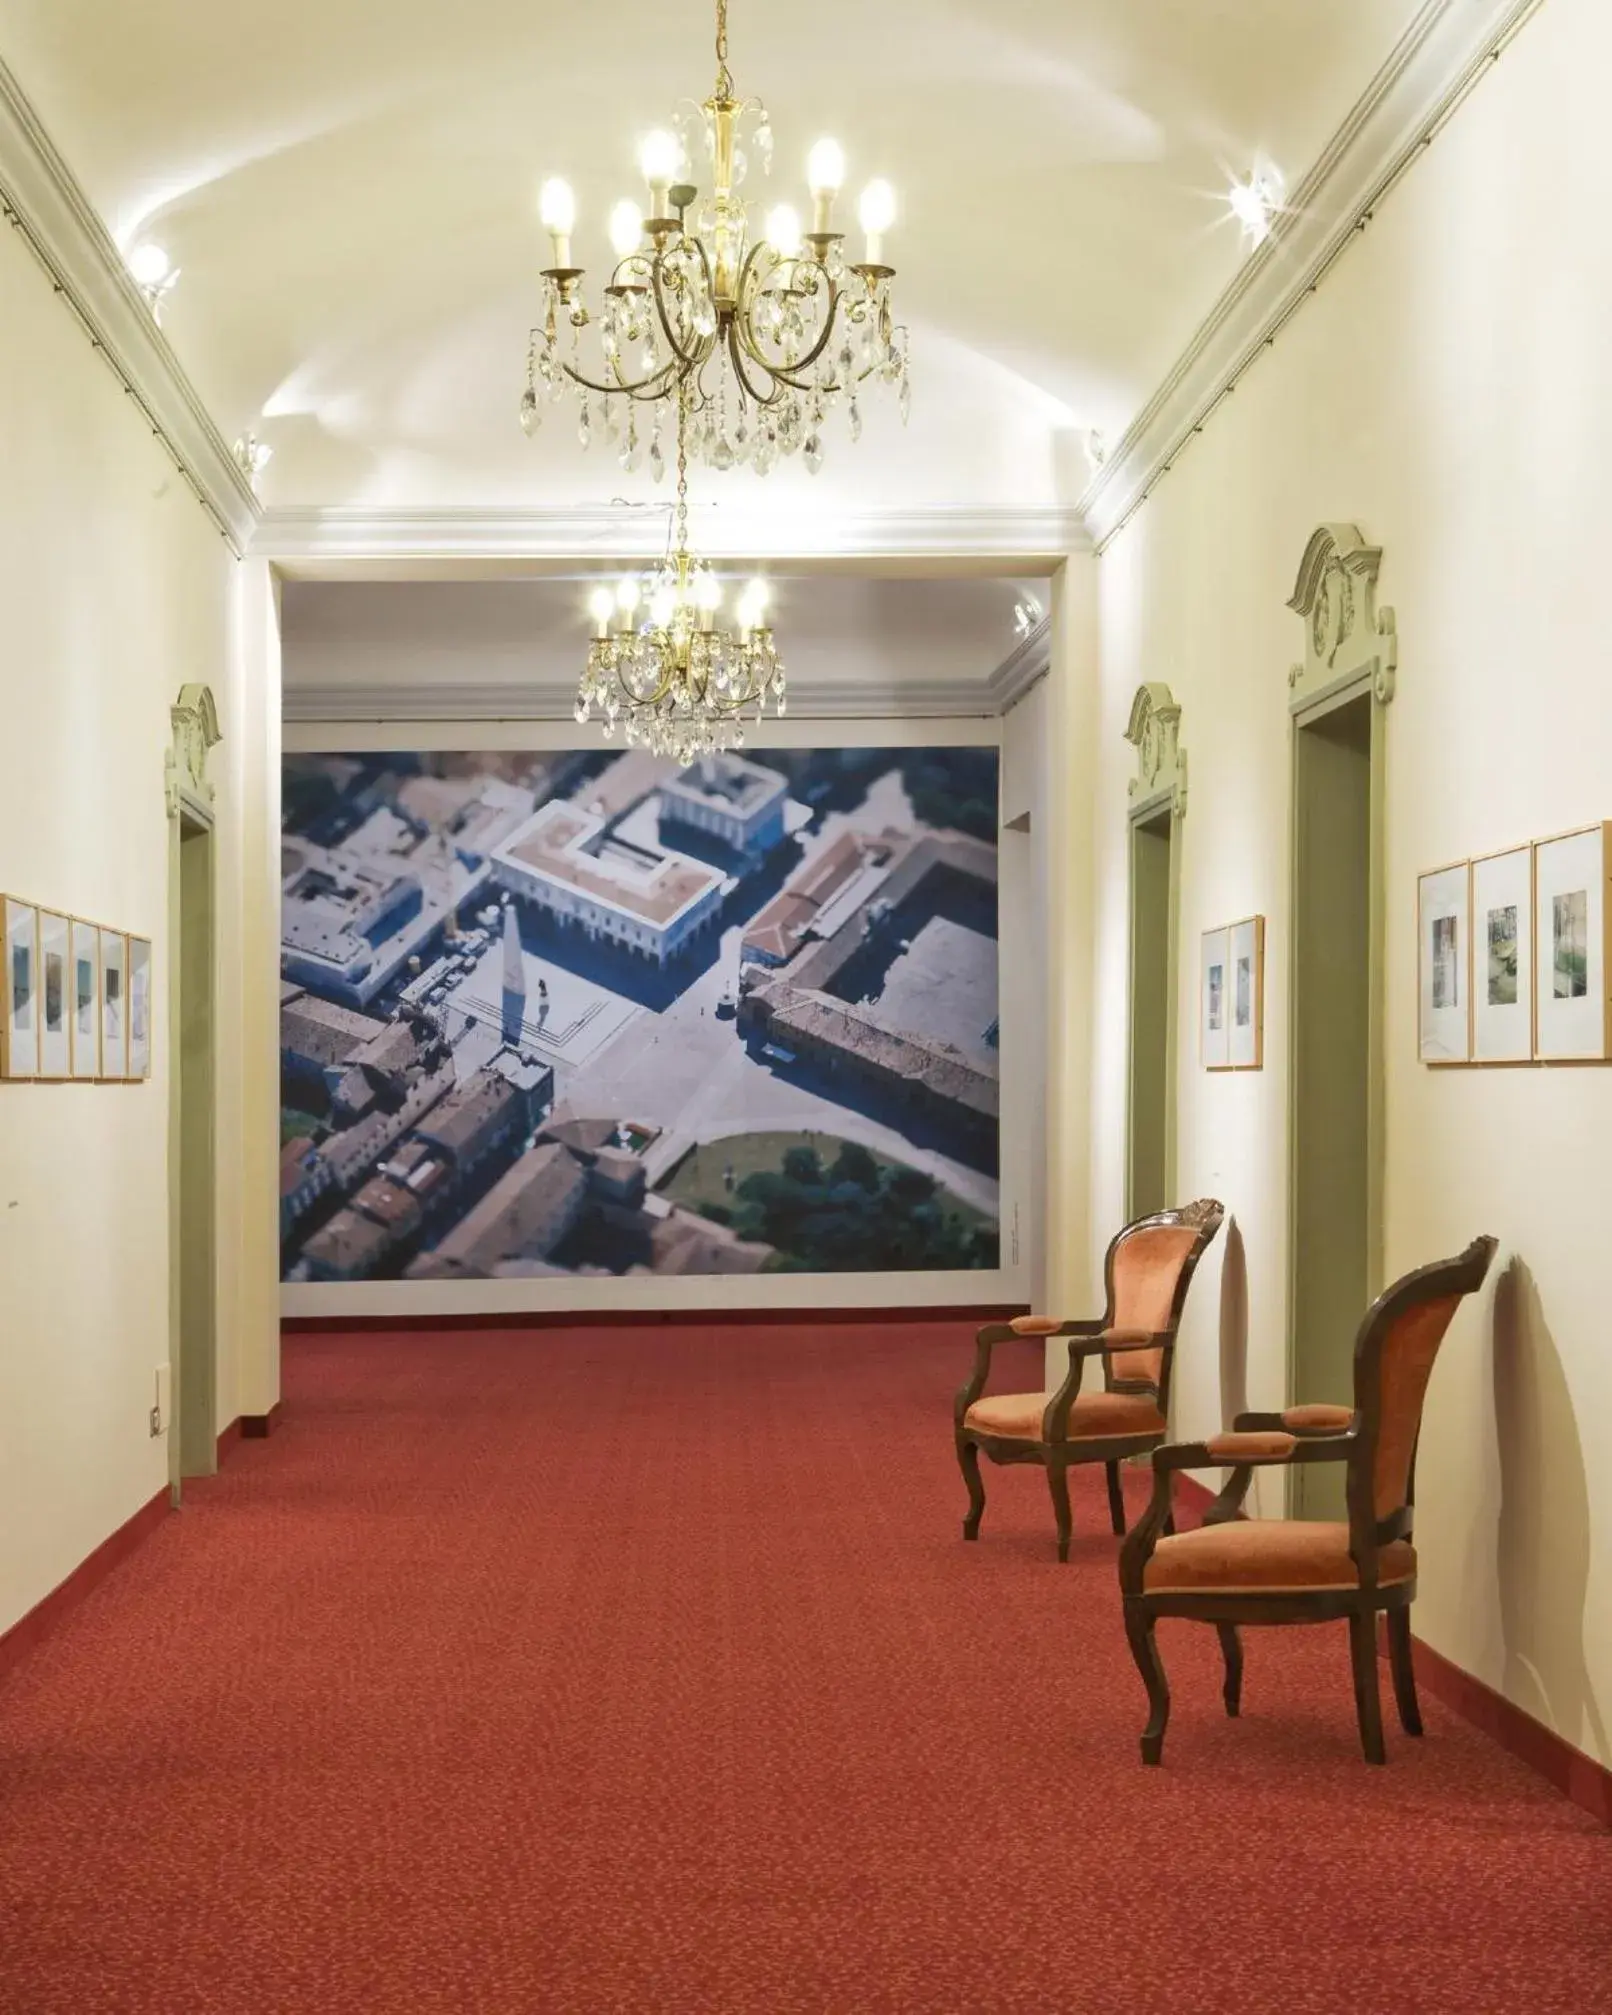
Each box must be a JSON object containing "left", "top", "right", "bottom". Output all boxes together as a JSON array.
[
  {"left": 1351, "top": 1237, "right": 1498, "bottom": 1524},
  {"left": 1366, "top": 1293, "right": 1463, "bottom": 1520},
  {"left": 1107, "top": 1210, "right": 1220, "bottom": 1386}
]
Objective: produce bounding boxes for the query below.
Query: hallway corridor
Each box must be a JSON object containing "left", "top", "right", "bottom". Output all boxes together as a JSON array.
[{"left": 1, "top": 1323, "right": 1605, "bottom": 2013}]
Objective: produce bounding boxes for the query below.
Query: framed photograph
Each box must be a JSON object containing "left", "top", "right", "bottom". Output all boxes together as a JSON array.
[
  {"left": 99, "top": 928, "right": 128, "bottom": 1080},
  {"left": 3, "top": 896, "right": 39, "bottom": 1079},
  {"left": 127, "top": 936, "right": 152, "bottom": 1079},
  {"left": 1534, "top": 823, "right": 1611, "bottom": 1061},
  {"left": 1200, "top": 926, "right": 1230, "bottom": 1070},
  {"left": 37, "top": 909, "right": 72, "bottom": 1079},
  {"left": 1470, "top": 847, "right": 1533, "bottom": 1064},
  {"left": 1227, "top": 915, "right": 1265, "bottom": 1070},
  {"left": 70, "top": 919, "right": 100, "bottom": 1079},
  {"left": 1417, "top": 862, "right": 1471, "bottom": 1064}
]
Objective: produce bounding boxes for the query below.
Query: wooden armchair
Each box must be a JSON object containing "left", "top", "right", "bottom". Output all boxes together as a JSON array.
[
  {"left": 1117, "top": 1234, "right": 1498, "bottom": 1765},
  {"left": 955, "top": 1200, "right": 1224, "bottom": 1562}
]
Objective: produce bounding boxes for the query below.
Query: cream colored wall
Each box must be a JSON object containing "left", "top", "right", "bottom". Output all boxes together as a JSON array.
[
  {"left": 0, "top": 219, "right": 276, "bottom": 1636},
  {"left": 1086, "top": 0, "right": 1611, "bottom": 1766}
]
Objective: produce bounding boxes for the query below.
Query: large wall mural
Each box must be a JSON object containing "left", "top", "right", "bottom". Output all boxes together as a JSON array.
[{"left": 280, "top": 746, "right": 1000, "bottom": 1281}]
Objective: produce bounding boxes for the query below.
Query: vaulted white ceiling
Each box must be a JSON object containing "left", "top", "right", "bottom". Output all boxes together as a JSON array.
[{"left": 0, "top": 0, "right": 1425, "bottom": 521}]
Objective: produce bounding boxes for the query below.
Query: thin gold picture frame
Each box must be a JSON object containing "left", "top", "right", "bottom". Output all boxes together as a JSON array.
[
  {"left": 1532, "top": 819, "right": 1612, "bottom": 1064},
  {"left": 69, "top": 915, "right": 101, "bottom": 1081},
  {"left": 1, "top": 896, "right": 150, "bottom": 1085},
  {"left": 1468, "top": 845, "right": 1534, "bottom": 1067},
  {"left": 1226, "top": 913, "right": 1266, "bottom": 1072},
  {"left": 1, "top": 894, "right": 40, "bottom": 1081},
  {"left": 1416, "top": 858, "right": 1472, "bottom": 1067},
  {"left": 35, "top": 907, "right": 74, "bottom": 1082}
]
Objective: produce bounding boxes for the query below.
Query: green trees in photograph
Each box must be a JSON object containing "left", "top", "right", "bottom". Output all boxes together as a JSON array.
[{"left": 725, "top": 1138, "right": 997, "bottom": 1272}]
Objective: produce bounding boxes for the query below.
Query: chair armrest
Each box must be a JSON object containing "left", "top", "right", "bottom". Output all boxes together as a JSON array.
[
  {"left": 1004, "top": 1315, "right": 1110, "bottom": 1338},
  {"left": 1234, "top": 1405, "right": 1356, "bottom": 1437},
  {"left": 1042, "top": 1333, "right": 1172, "bottom": 1441},
  {"left": 1121, "top": 1429, "right": 1359, "bottom": 1589},
  {"left": 1281, "top": 1403, "right": 1356, "bottom": 1435},
  {"left": 1207, "top": 1431, "right": 1296, "bottom": 1462}
]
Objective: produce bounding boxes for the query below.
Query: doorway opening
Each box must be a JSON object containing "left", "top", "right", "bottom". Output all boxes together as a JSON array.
[
  {"left": 1289, "top": 689, "right": 1376, "bottom": 1517},
  {"left": 171, "top": 813, "right": 217, "bottom": 1491},
  {"left": 1126, "top": 806, "right": 1175, "bottom": 1221}
]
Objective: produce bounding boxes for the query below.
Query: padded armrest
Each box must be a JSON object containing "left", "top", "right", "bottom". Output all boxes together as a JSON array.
[
  {"left": 1010, "top": 1315, "right": 1064, "bottom": 1336},
  {"left": 1206, "top": 1431, "right": 1296, "bottom": 1462},
  {"left": 1282, "top": 1403, "right": 1354, "bottom": 1435}
]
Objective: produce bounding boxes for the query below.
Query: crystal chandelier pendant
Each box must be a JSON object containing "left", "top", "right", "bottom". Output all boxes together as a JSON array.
[
  {"left": 520, "top": 0, "right": 909, "bottom": 478},
  {"left": 576, "top": 386, "right": 783, "bottom": 762}
]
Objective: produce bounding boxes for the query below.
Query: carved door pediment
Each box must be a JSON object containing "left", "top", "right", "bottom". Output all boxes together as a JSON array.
[
  {"left": 1287, "top": 523, "right": 1396, "bottom": 712},
  {"left": 1125, "top": 681, "right": 1187, "bottom": 820},
  {"left": 166, "top": 683, "right": 222, "bottom": 825}
]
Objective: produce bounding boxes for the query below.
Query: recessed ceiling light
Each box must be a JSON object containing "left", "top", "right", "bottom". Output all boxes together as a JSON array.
[
  {"left": 232, "top": 434, "right": 273, "bottom": 488},
  {"left": 128, "top": 242, "right": 180, "bottom": 320},
  {"left": 1013, "top": 596, "right": 1042, "bottom": 639},
  {"left": 1228, "top": 163, "right": 1284, "bottom": 247}
]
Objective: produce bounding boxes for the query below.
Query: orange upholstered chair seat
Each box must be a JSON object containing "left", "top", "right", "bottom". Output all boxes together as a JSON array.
[
  {"left": 1142, "top": 1520, "right": 1416, "bottom": 1595},
  {"left": 963, "top": 1389, "right": 1167, "bottom": 1442}
]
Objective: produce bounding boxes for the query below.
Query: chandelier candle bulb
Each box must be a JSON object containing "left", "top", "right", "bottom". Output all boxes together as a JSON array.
[
  {"left": 589, "top": 587, "right": 615, "bottom": 638},
  {"left": 609, "top": 200, "right": 644, "bottom": 258},
  {"left": 807, "top": 138, "right": 845, "bottom": 235},
  {"left": 539, "top": 177, "right": 576, "bottom": 268},
  {"left": 639, "top": 129, "right": 681, "bottom": 219},
  {"left": 857, "top": 179, "right": 896, "bottom": 266},
  {"left": 765, "top": 204, "right": 802, "bottom": 261}
]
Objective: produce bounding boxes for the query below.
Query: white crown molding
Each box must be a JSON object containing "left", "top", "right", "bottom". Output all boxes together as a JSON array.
[
  {"left": 1078, "top": 0, "right": 1548, "bottom": 551},
  {"left": 987, "top": 614, "right": 1051, "bottom": 713},
  {"left": 254, "top": 503, "right": 1088, "bottom": 573},
  {"left": 283, "top": 674, "right": 1007, "bottom": 724},
  {"left": 0, "top": 57, "right": 260, "bottom": 553}
]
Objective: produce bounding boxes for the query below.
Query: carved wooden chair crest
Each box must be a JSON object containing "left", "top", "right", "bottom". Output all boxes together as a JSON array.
[
  {"left": 1117, "top": 1235, "right": 1497, "bottom": 1765},
  {"left": 954, "top": 1200, "right": 1224, "bottom": 1562}
]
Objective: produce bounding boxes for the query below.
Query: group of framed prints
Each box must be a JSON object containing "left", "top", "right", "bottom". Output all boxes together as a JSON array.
[
  {"left": 1417, "top": 822, "right": 1611, "bottom": 1064},
  {"left": 1200, "top": 915, "right": 1266, "bottom": 1071},
  {"left": 2, "top": 894, "right": 151, "bottom": 1082}
]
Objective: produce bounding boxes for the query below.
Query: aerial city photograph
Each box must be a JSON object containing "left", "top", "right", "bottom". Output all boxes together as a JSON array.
[{"left": 279, "top": 745, "right": 1001, "bottom": 1280}]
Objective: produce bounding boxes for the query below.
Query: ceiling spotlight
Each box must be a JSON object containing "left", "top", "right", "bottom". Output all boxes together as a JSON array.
[
  {"left": 1228, "top": 163, "right": 1284, "bottom": 247},
  {"left": 1012, "top": 596, "right": 1042, "bottom": 640},
  {"left": 232, "top": 434, "right": 273, "bottom": 488},
  {"left": 128, "top": 242, "right": 179, "bottom": 320}
]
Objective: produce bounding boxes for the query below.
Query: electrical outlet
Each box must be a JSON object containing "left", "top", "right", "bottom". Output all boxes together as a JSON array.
[{"left": 151, "top": 1363, "right": 171, "bottom": 1437}]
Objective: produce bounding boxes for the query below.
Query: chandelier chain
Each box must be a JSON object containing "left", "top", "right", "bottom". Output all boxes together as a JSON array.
[
  {"left": 675, "top": 377, "right": 690, "bottom": 556},
  {"left": 714, "top": 0, "right": 732, "bottom": 99}
]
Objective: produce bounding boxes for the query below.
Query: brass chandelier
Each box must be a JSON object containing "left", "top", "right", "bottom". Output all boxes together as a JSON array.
[
  {"left": 521, "top": 0, "right": 909, "bottom": 479},
  {"left": 577, "top": 383, "right": 785, "bottom": 764}
]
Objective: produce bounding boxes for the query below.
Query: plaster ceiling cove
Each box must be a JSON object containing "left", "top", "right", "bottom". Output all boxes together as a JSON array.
[{"left": 0, "top": 0, "right": 1425, "bottom": 525}]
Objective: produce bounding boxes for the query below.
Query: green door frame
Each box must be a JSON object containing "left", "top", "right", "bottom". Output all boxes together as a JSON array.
[
  {"left": 165, "top": 686, "right": 222, "bottom": 1498},
  {"left": 1123, "top": 683, "right": 1188, "bottom": 1221},
  {"left": 1283, "top": 528, "right": 1397, "bottom": 1505}
]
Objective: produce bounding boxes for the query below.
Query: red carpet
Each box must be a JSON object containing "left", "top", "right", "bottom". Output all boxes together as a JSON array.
[{"left": 1, "top": 1323, "right": 1606, "bottom": 2013}]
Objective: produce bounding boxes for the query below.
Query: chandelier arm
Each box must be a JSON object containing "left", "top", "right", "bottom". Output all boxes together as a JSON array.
[
  {"left": 650, "top": 236, "right": 719, "bottom": 375},
  {"left": 564, "top": 355, "right": 686, "bottom": 399},
  {"left": 725, "top": 319, "right": 788, "bottom": 409},
  {"left": 732, "top": 268, "right": 841, "bottom": 386}
]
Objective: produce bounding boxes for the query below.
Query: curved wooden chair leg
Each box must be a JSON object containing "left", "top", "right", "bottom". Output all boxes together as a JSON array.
[
  {"left": 1105, "top": 1461, "right": 1127, "bottom": 1536},
  {"left": 1386, "top": 1607, "right": 1423, "bottom": 1736},
  {"left": 1047, "top": 1462, "right": 1073, "bottom": 1563},
  {"left": 1124, "top": 1603, "right": 1171, "bottom": 1764},
  {"left": 1217, "top": 1624, "right": 1243, "bottom": 1717},
  {"left": 1348, "top": 1608, "right": 1387, "bottom": 1764},
  {"left": 957, "top": 1436, "right": 986, "bottom": 1542}
]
